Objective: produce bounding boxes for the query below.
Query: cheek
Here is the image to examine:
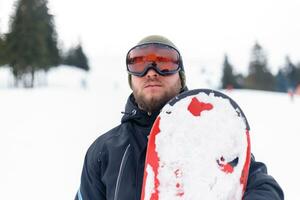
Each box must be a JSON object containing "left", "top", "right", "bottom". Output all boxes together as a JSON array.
[
  {"left": 131, "top": 76, "right": 143, "bottom": 91},
  {"left": 166, "top": 75, "right": 181, "bottom": 88}
]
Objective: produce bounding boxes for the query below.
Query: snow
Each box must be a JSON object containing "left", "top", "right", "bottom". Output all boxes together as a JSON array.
[
  {"left": 145, "top": 165, "right": 156, "bottom": 200},
  {"left": 0, "top": 66, "right": 14, "bottom": 88},
  {"left": 0, "top": 66, "right": 299, "bottom": 199},
  {"left": 46, "top": 65, "right": 89, "bottom": 89}
]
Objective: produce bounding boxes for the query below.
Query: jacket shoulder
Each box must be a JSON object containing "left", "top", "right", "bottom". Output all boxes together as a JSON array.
[
  {"left": 86, "top": 124, "right": 130, "bottom": 163},
  {"left": 89, "top": 124, "right": 125, "bottom": 153},
  {"left": 76, "top": 125, "right": 128, "bottom": 199}
]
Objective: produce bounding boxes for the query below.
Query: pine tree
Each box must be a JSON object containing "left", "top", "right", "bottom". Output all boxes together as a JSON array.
[
  {"left": 63, "top": 44, "right": 89, "bottom": 71},
  {"left": 284, "top": 56, "right": 297, "bottom": 90},
  {"left": 275, "top": 69, "right": 288, "bottom": 92},
  {"left": 244, "top": 42, "right": 275, "bottom": 91},
  {"left": 221, "top": 54, "right": 236, "bottom": 89},
  {"left": 296, "top": 64, "right": 300, "bottom": 87},
  {"left": 0, "top": 34, "right": 6, "bottom": 66},
  {"left": 5, "top": 0, "right": 60, "bottom": 87}
]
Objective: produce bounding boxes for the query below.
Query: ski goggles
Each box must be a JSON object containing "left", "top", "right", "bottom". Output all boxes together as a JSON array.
[{"left": 126, "top": 43, "right": 182, "bottom": 77}]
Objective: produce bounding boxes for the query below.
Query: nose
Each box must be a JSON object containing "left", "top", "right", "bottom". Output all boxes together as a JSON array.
[{"left": 146, "top": 68, "right": 159, "bottom": 77}]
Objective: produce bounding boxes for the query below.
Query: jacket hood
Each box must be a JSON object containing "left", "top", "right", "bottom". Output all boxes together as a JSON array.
[
  {"left": 121, "top": 87, "right": 188, "bottom": 126},
  {"left": 121, "top": 94, "right": 160, "bottom": 127}
]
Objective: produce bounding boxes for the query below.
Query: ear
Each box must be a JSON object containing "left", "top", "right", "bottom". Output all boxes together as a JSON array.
[
  {"left": 179, "top": 71, "right": 186, "bottom": 89},
  {"left": 128, "top": 74, "right": 133, "bottom": 89}
]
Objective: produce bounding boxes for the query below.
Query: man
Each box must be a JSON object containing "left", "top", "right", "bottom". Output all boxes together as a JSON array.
[{"left": 75, "top": 35, "right": 284, "bottom": 200}]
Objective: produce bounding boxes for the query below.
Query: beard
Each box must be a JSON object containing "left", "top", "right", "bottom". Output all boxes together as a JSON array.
[{"left": 133, "top": 77, "right": 181, "bottom": 113}]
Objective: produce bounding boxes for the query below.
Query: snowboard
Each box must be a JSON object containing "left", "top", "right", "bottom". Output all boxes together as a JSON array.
[{"left": 141, "top": 89, "right": 251, "bottom": 200}]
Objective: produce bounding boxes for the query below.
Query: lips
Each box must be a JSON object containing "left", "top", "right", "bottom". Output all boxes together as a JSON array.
[
  {"left": 144, "top": 80, "right": 162, "bottom": 88},
  {"left": 145, "top": 84, "right": 162, "bottom": 88}
]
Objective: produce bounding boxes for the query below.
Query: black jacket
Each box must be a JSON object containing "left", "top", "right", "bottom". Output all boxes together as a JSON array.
[{"left": 75, "top": 94, "right": 284, "bottom": 200}]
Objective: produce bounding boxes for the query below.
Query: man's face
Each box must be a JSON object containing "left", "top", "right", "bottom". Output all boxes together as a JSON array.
[{"left": 131, "top": 69, "right": 182, "bottom": 113}]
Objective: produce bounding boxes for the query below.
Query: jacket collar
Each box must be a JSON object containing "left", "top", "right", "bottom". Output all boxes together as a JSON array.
[
  {"left": 121, "top": 93, "right": 160, "bottom": 127},
  {"left": 121, "top": 86, "right": 188, "bottom": 126},
  {"left": 121, "top": 88, "right": 189, "bottom": 160}
]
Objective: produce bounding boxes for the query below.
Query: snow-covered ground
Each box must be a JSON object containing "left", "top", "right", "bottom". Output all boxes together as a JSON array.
[{"left": 0, "top": 66, "right": 298, "bottom": 199}]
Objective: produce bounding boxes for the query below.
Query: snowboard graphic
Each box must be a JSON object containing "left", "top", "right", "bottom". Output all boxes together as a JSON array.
[{"left": 141, "top": 89, "right": 251, "bottom": 200}]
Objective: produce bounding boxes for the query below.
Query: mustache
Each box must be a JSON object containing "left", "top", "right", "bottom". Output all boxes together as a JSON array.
[{"left": 144, "top": 77, "right": 162, "bottom": 86}]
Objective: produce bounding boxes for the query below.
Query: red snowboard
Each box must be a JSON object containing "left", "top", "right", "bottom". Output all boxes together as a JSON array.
[{"left": 141, "top": 89, "right": 251, "bottom": 200}]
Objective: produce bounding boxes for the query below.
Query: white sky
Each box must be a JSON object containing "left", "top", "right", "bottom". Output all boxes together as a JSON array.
[{"left": 1, "top": 0, "right": 300, "bottom": 75}]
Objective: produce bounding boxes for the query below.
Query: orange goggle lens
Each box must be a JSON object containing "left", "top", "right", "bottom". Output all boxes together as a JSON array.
[{"left": 126, "top": 43, "right": 181, "bottom": 76}]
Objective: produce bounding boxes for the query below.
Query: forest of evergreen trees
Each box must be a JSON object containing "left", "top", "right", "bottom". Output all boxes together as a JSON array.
[
  {"left": 1, "top": 0, "right": 299, "bottom": 91},
  {"left": 221, "top": 42, "right": 300, "bottom": 93},
  {"left": 0, "top": 0, "right": 89, "bottom": 88}
]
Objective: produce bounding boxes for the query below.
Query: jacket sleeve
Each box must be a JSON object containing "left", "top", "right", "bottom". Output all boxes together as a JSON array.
[
  {"left": 243, "top": 155, "right": 284, "bottom": 200},
  {"left": 75, "top": 144, "right": 106, "bottom": 200}
]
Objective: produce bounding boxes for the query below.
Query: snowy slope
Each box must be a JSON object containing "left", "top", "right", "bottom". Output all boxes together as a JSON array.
[
  {"left": 225, "top": 90, "right": 299, "bottom": 200},
  {"left": 0, "top": 67, "right": 298, "bottom": 199}
]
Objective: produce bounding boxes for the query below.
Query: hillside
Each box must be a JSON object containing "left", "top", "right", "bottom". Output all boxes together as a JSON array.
[{"left": 0, "top": 68, "right": 298, "bottom": 199}]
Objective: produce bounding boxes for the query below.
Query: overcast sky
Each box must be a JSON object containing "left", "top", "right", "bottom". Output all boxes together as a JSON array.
[{"left": 1, "top": 0, "right": 300, "bottom": 76}]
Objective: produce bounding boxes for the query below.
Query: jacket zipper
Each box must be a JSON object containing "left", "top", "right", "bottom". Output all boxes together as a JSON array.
[{"left": 114, "top": 144, "right": 131, "bottom": 200}]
